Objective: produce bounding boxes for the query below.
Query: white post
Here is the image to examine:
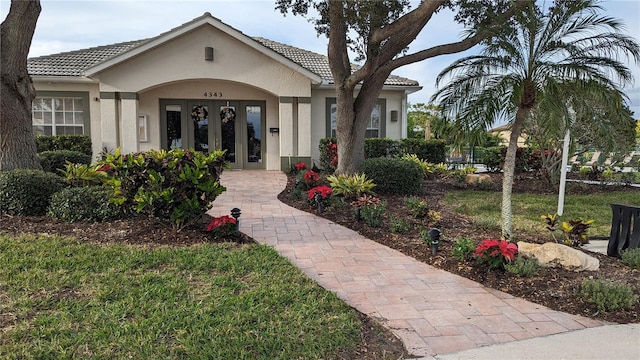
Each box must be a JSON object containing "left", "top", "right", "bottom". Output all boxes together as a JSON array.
[{"left": 557, "top": 129, "right": 570, "bottom": 216}]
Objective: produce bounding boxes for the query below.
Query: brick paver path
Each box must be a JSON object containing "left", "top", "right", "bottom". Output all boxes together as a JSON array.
[{"left": 208, "top": 170, "right": 607, "bottom": 357}]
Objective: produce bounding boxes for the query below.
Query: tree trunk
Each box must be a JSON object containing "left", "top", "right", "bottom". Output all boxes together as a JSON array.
[
  {"left": 501, "top": 80, "right": 535, "bottom": 240},
  {"left": 0, "top": 0, "right": 42, "bottom": 171}
]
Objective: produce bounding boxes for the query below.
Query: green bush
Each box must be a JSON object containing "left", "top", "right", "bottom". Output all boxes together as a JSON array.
[
  {"left": 480, "top": 146, "right": 503, "bottom": 172},
  {"left": 100, "top": 148, "right": 227, "bottom": 230},
  {"left": 319, "top": 138, "right": 338, "bottom": 172},
  {"left": 505, "top": 257, "right": 540, "bottom": 277},
  {"left": 35, "top": 134, "right": 92, "bottom": 156},
  {"left": 0, "top": 169, "right": 64, "bottom": 216},
  {"left": 59, "top": 162, "right": 110, "bottom": 187},
  {"left": 38, "top": 150, "right": 92, "bottom": 174},
  {"left": 405, "top": 196, "right": 429, "bottom": 218},
  {"left": 360, "top": 200, "right": 386, "bottom": 228},
  {"left": 400, "top": 138, "right": 447, "bottom": 164},
  {"left": 326, "top": 173, "right": 376, "bottom": 200},
  {"left": 401, "top": 154, "right": 435, "bottom": 178},
  {"left": 47, "top": 186, "right": 123, "bottom": 222},
  {"left": 361, "top": 157, "right": 424, "bottom": 195},
  {"left": 451, "top": 237, "right": 475, "bottom": 261},
  {"left": 580, "top": 278, "right": 638, "bottom": 312},
  {"left": 389, "top": 215, "right": 410, "bottom": 234},
  {"left": 621, "top": 248, "right": 640, "bottom": 269},
  {"left": 365, "top": 138, "right": 401, "bottom": 159}
]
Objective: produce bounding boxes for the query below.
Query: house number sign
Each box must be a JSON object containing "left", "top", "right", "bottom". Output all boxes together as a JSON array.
[{"left": 203, "top": 91, "right": 223, "bottom": 98}]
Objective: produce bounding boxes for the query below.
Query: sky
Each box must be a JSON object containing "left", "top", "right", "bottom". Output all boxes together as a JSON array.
[{"left": 2, "top": 0, "right": 639, "bottom": 117}]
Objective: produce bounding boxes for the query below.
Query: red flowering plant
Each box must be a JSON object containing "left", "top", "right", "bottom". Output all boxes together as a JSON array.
[
  {"left": 293, "top": 161, "right": 307, "bottom": 172},
  {"left": 308, "top": 185, "right": 332, "bottom": 206},
  {"left": 207, "top": 215, "right": 237, "bottom": 240},
  {"left": 474, "top": 239, "right": 518, "bottom": 270},
  {"left": 303, "top": 170, "right": 320, "bottom": 188}
]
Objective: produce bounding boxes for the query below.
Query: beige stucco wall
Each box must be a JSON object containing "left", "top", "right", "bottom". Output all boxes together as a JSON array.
[
  {"left": 309, "top": 88, "right": 407, "bottom": 164},
  {"left": 95, "top": 26, "right": 312, "bottom": 97}
]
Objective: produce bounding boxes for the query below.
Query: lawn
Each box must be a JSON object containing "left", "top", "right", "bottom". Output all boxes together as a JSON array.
[
  {"left": 444, "top": 190, "right": 635, "bottom": 238},
  {"left": 0, "top": 235, "right": 360, "bottom": 359}
]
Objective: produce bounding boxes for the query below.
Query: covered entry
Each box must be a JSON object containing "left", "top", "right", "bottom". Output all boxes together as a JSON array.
[{"left": 160, "top": 99, "right": 265, "bottom": 169}]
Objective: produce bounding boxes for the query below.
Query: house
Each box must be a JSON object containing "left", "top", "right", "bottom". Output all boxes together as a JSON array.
[
  {"left": 28, "top": 13, "right": 421, "bottom": 170},
  {"left": 488, "top": 123, "right": 528, "bottom": 147}
]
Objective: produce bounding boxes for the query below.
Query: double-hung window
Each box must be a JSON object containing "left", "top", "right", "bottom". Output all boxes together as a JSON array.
[
  {"left": 32, "top": 93, "right": 89, "bottom": 136},
  {"left": 326, "top": 98, "right": 386, "bottom": 138}
]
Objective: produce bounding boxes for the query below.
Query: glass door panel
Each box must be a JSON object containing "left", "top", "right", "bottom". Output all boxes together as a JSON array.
[
  {"left": 166, "top": 104, "right": 182, "bottom": 149},
  {"left": 220, "top": 106, "right": 236, "bottom": 163},
  {"left": 191, "top": 105, "right": 209, "bottom": 152},
  {"left": 246, "top": 105, "right": 262, "bottom": 164}
]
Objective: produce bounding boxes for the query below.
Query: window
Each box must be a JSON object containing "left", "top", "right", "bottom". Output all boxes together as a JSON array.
[
  {"left": 326, "top": 98, "right": 386, "bottom": 138},
  {"left": 32, "top": 95, "right": 87, "bottom": 136}
]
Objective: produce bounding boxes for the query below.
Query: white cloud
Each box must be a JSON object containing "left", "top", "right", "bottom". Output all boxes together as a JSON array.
[{"left": 2, "top": 0, "right": 638, "bottom": 117}]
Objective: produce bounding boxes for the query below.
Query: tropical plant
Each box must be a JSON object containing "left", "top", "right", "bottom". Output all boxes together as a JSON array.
[
  {"left": 474, "top": 239, "right": 518, "bottom": 270},
  {"left": 59, "top": 162, "right": 109, "bottom": 187},
  {"left": 432, "top": 0, "right": 639, "bottom": 239},
  {"left": 326, "top": 173, "right": 376, "bottom": 200},
  {"left": 561, "top": 218, "right": 594, "bottom": 246}
]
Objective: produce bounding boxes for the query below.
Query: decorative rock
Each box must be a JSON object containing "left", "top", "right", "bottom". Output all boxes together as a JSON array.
[
  {"left": 465, "top": 174, "right": 493, "bottom": 185},
  {"left": 517, "top": 241, "right": 599, "bottom": 271}
]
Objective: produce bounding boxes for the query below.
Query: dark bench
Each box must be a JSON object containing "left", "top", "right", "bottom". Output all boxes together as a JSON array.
[{"left": 607, "top": 203, "right": 640, "bottom": 257}]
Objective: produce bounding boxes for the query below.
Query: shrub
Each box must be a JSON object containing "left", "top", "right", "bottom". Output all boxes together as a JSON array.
[
  {"left": 100, "top": 148, "right": 227, "bottom": 230},
  {"left": 38, "top": 150, "right": 92, "bottom": 174},
  {"left": 361, "top": 157, "right": 424, "bottom": 195},
  {"left": 400, "top": 138, "right": 447, "bottom": 164},
  {"left": 0, "top": 169, "right": 64, "bottom": 216},
  {"left": 59, "top": 162, "right": 109, "bottom": 186},
  {"left": 389, "top": 215, "right": 410, "bottom": 234},
  {"left": 621, "top": 248, "right": 640, "bottom": 269},
  {"left": 302, "top": 170, "right": 320, "bottom": 189},
  {"left": 47, "top": 186, "right": 123, "bottom": 222},
  {"left": 401, "top": 154, "right": 434, "bottom": 178},
  {"left": 580, "top": 278, "right": 638, "bottom": 312},
  {"left": 405, "top": 197, "right": 429, "bottom": 218},
  {"left": 505, "top": 257, "right": 539, "bottom": 277},
  {"left": 365, "top": 138, "right": 401, "bottom": 159},
  {"left": 474, "top": 239, "right": 518, "bottom": 270},
  {"left": 451, "top": 238, "right": 475, "bottom": 261},
  {"left": 35, "top": 134, "right": 92, "bottom": 156},
  {"left": 319, "top": 138, "right": 338, "bottom": 172},
  {"left": 307, "top": 185, "right": 333, "bottom": 206},
  {"left": 326, "top": 173, "right": 376, "bottom": 200},
  {"left": 481, "top": 146, "right": 503, "bottom": 172},
  {"left": 360, "top": 200, "right": 386, "bottom": 228},
  {"left": 206, "top": 215, "right": 237, "bottom": 240},
  {"left": 561, "top": 218, "right": 594, "bottom": 246}
]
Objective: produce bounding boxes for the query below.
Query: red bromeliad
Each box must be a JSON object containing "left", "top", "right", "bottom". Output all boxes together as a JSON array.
[
  {"left": 474, "top": 239, "right": 518, "bottom": 269},
  {"left": 308, "top": 185, "right": 332, "bottom": 202},
  {"left": 207, "top": 215, "right": 237, "bottom": 239}
]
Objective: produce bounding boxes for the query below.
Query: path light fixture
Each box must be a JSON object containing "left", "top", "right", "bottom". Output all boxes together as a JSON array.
[
  {"left": 428, "top": 228, "right": 441, "bottom": 255},
  {"left": 230, "top": 208, "right": 241, "bottom": 232},
  {"left": 314, "top": 193, "right": 324, "bottom": 214}
]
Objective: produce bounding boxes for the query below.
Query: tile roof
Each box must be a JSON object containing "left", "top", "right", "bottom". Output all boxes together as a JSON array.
[{"left": 27, "top": 34, "right": 419, "bottom": 87}]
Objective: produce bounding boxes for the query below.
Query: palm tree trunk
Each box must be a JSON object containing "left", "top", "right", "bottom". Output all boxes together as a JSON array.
[{"left": 501, "top": 108, "right": 526, "bottom": 240}]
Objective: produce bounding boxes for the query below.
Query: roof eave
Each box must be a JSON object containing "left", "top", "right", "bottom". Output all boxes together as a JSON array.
[
  {"left": 31, "top": 75, "right": 97, "bottom": 84},
  {"left": 316, "top": 83, "right": 422, "bottom": 93}
]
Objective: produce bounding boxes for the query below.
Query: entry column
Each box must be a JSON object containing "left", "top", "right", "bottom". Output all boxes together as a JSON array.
[{"left": 120, "top": 92, "right": 139, "bottom": 154}]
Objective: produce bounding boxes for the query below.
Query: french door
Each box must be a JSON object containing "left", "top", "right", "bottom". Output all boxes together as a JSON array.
[{"left": 160, "top": 99, "right": 265, "bottom": 169}]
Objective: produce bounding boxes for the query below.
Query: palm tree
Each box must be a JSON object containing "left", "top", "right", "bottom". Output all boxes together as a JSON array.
[{"left": 431, "top": 0, "right": 639, "bottom": 240}]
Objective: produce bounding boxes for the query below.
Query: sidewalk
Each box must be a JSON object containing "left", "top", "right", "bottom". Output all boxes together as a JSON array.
[{"left": 208, "top": 170, "right": 636, "bottom": 358}]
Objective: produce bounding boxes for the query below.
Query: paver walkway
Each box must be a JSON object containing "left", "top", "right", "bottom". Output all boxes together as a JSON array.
[{"left": 208, "top": 170, "right": 607, "bottom": 357}]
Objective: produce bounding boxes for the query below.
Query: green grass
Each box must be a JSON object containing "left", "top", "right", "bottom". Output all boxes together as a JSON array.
[
  {"left": 444, "top": 190, "right": 636, "bottom": 238},
  {"left": 0, "top": 235, "right": 360, "bottom": 359}
]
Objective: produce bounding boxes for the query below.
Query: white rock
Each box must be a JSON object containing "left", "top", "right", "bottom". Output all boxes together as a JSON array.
[{"left": 517, "top": 241, "right": 599, "bottom": 271}]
